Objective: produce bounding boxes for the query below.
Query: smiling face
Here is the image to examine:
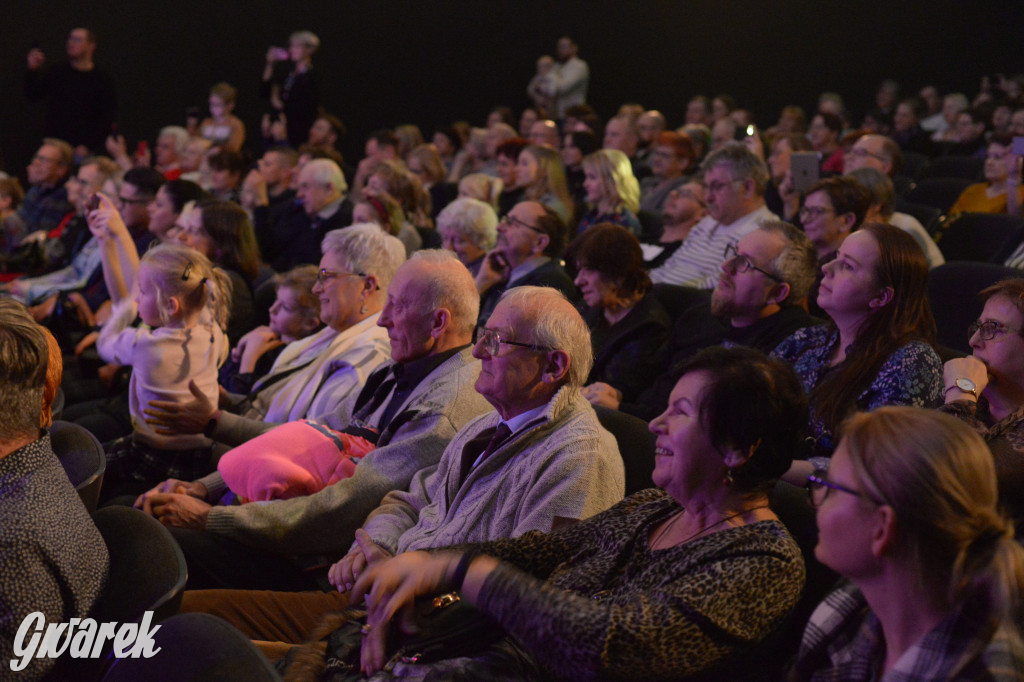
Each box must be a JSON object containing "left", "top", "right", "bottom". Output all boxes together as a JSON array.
[
  {"left": 817, "top": 230, "right": 883, "bottom": 324},
  {"left": 649, "top": 370, "right": 727, "bottom": 502},
  {"left": 310, "top": 249, "right": 366, "bottom": 331},
  {"left": 176, "top": 206, "right": 216, "bottom": 259},
  {"left": 970, "top": 295, "right": 1024, "bottom": 393}
]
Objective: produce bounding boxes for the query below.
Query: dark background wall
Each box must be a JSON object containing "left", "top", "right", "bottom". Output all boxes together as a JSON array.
[{"left": 2, "top": 1, "right": 1022, "bottom": 176}]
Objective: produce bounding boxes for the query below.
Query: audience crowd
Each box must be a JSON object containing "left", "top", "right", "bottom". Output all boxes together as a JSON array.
[{"left": 3, "top": 25, "right": 1024, "bottom": 681}]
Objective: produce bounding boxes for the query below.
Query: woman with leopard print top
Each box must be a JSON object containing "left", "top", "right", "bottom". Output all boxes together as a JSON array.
[{"left": 351, "top": 347, "right": 809, "bottom": 680}]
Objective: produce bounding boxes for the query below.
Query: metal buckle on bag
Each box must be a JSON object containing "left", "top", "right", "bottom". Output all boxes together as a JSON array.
[{"left": 431, "top": 592, "right": 461, "bottom": 609}]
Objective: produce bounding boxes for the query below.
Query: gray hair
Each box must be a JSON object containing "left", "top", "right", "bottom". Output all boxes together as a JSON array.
[
  {"left": 304, "top": 159, "right": 347, "bottom": 195},
  {"left": 0, "top": 299, "right": 48, "bottom": 441},
  {"left": 436, "top": 197, "right": 498, "bottom": 251},
  {"left": 159, "top": 126, "right": 190, "bottom": 154},
  {"left": 499, "top": 286, "right": 593, "bottom": 390},
  {"left": 408, "top": 250, "right": 480, "bottom": 335},
  {"left": 702, "top": 141, "right": 771, "bottom": 195},
  {"left": 848, "top": 166, "right": 896, "bottom": 218},
  {"left": 756, "top": 220, "right": 818, "bottom": 306},
  {"left": 321, "top": 223, "right": 406, "bottom": 291}
]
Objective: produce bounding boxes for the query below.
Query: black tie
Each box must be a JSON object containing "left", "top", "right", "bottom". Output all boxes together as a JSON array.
[{"left": 458, "top": 423, "right": 512, "bottom": 486}]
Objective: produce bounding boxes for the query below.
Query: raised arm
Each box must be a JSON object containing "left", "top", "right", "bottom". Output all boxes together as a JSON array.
[{"left": 87, "top": 192, "right": 140, "bottom": 304}]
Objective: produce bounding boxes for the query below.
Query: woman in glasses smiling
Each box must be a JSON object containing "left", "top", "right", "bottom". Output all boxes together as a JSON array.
[
  {"left": 941, "top": 278, "right": 1024, "bottom": 533},
  {"left": 792, "top": 407, "right": 1024, "bottom": 680}
]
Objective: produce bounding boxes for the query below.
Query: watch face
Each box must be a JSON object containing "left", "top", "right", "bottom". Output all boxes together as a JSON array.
[{"left": 956, "top": 378, "right": 977, "bottom": 392}]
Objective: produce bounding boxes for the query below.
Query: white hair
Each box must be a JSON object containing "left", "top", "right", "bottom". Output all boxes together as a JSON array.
[
  {"left": 407, "top": 250, "right": 480, "bottom": 335},
  {"left": 321, "top": 224, "right": 405, "bottom": 291},
  {"left": 304, "top": 159, "right": 347, "bottom": 195},
  {"left": 499, "top": 286, "right": 593, "bottom": 389},
  {"left": 436, "top": 197, "right": 498, "bottom": 251},
  {"left": 159, "top": 126, "right": 190, "bottom": 154}
]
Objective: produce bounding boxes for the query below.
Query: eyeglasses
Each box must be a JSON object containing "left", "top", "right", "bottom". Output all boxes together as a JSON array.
[
  {"left": 968, "top": 319, "right": 1023, "bottom": 341},
  {"left": 807, "top": 470, "right": 883, "bottom": 508},
  {"left": 799, "top": 205, "right": 836, "bottom": 221},
  {"left": 500, "top": 214, "right": 543, "bottom": 233},
  {"left": 846, "top": 146, "right": 887, "bottom": 162},
  {"left": 722, "top": 243, "right": 784, "bottom": 282},
  {"left": 32, "top": 154, "right": 60, "bottom": 165},
  {"left": 705, "top": 178, "right": 743, "bottom": 194},
  {"left": 669, "top": 188, "right": 706, "bottom": 207},
  {"left": 119, "top": 195, "right": 150, "bottom": 206},
  {"left": 477, "top": 327, "right": 554, "bottom": 356},
  {"left": 316, "top": 269, "right": 365, "bottom": 285}
]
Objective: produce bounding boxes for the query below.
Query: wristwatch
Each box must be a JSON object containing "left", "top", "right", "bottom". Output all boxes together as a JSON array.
[{"left": 945, "top": 377, "right": 978, "bottom": 400}]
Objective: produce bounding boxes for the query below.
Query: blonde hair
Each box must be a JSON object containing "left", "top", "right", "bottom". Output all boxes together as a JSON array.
[
  {"left": 581, "top": 149, "right": 640, "bottom": 213},
  {"left": 458, "top": 173, "right": 502, "bottom": 209},
  {"left": 141, "top": 243, "right": 232, "bottom": 331},
  {"left": 842, "top": 407, "right": 1024, "bottom": 626},
  {"left": 521, "top": 144, "right": 572, "bottom": 211}
]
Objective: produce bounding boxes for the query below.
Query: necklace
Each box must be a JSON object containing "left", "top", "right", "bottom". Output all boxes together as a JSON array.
[{"left": 650, "top": 504, "right": 771, "bottom": 550}]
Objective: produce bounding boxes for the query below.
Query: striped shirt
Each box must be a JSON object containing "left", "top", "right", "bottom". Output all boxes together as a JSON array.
[{"left": 649, "top": 204, "right": 776, "bottom": 288}]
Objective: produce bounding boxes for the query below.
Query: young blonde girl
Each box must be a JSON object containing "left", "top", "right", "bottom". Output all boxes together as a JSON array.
[
  {"left": 91, "top": 193, "right": 230, "bottom": 499},
  {"left": 577, "top": 149, "right": 642, "bottom": 235}
]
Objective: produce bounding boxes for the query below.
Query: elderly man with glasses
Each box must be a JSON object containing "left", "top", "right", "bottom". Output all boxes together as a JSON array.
[
  {"left": 172, "top": 285, "right": 624, "bottom": 645},
  {"left": 475, "top": 200, "right": 578, "bottom": 331}
]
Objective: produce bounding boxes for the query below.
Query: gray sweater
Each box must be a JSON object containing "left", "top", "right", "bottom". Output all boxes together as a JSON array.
[
  {"left": 201, "top": 348, "right": 492, "bottom": 557},
  {"left": 362, "top": 386, "right": 625, "bottom": 555}
]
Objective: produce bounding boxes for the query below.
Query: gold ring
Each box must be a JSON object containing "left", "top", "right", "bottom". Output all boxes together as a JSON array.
[{"left": 360, "top": 623, "right": 373, "bottom": 635}]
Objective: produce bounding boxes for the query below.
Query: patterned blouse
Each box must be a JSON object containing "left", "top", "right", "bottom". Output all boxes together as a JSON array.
[
  {"left": 772, "top": 326, "right": 943, "bottom": 459},
  {"left": 467, "top": 488, "right": 805, "bottom": 681},
  {"left": 576, "top": 206, "right": 643, "bottom": 236}
]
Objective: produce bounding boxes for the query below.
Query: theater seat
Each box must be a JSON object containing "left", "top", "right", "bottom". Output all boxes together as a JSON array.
[{"left": 904, "top": 177, "right": 975, "bottom": 214}]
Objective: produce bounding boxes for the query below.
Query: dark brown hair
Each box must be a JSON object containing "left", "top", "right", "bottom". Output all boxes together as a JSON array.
[{"left": 813, "top": 223, "right": 937, "bottom": 434}]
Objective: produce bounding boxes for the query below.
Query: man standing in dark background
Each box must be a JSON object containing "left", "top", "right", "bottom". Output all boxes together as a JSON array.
[{"left": 24, "top": 27, "right": 117, "bottom": 160}]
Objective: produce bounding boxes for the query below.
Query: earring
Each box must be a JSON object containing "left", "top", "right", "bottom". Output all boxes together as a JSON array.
[
  {"left": 722, "top": 469, "right": 734, "bottom": 487},
  {"left": 360, "top": 303, "right": 368, "bottom": 315}
]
